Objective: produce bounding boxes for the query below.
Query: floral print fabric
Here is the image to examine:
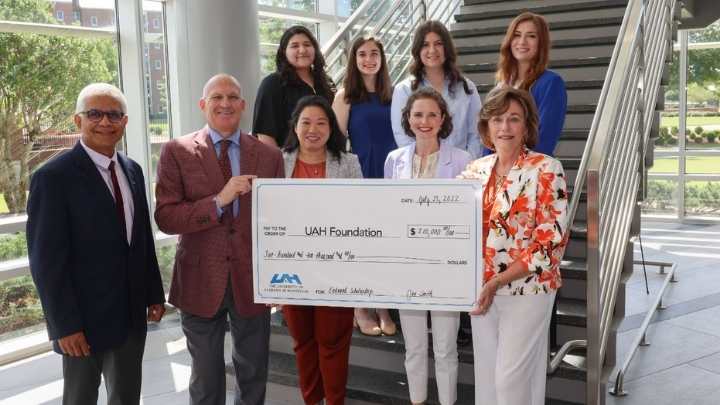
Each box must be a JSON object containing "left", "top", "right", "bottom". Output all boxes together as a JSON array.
[{"left": 459, "top": 148, "right": 569, "bottom": 295}]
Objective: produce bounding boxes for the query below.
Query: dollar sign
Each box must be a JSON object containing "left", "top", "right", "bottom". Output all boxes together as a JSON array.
[{"left": 410, "top": 227, "right": 416, "bottom": 236}]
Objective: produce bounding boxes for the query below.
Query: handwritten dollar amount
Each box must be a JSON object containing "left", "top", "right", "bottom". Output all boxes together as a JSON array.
[{"left": 407, "top": 224, "right": 470, "bottom": 239}]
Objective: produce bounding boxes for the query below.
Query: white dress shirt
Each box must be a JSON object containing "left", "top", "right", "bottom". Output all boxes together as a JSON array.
[{"left": 80, "top": 140, "right": 134, "bottom": 244}]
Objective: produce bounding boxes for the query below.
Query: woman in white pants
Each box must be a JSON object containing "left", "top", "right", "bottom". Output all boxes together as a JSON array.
[
  {"left": 385, "top": 88, "right": 471, "bottom": 405},
  {"left": 458, "top": 87, "right": 569, "bottom": 405}
]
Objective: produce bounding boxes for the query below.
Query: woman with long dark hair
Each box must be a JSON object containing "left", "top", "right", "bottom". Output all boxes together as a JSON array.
[
  {"left": 253, "top": 25, "right": 335, "bottom": 148},
  {"left": 332, "top": 36, "right": 397, "bottom": 336},
  {"left": 391, "top": 20, "right": 482, "bottom": 158}
]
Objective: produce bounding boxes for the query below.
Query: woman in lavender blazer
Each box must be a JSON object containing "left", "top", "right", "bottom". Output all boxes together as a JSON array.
[{"left": 383, "top": 87, "right": 471, "bottom": 405}]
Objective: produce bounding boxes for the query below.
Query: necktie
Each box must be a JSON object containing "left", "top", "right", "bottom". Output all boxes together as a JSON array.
[
  {"left": 108, "top": 161, "right": 127, "bottom": 241},
  {"left": 218, "top": 140, "right": 233, "bottom": 221}
]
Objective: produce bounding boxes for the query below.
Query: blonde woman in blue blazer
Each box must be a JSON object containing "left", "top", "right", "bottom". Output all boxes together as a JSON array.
[{"left": 384, "top": 88, "right": 471, "bottom": 405}]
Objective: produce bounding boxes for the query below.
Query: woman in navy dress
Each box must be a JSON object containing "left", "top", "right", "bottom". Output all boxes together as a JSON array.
[{"left": 332, "top": 36, "right": 397, "bottom": 336}]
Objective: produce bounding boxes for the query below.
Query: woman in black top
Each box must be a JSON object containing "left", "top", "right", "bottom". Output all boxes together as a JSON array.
[{"left": 253, "top": 25, "right": 336, "bottom": 147}]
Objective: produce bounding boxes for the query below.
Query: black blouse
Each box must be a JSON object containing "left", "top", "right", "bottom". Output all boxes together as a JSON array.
[{"left": 252, "top": 72, "right": 333, "bottom": 147}]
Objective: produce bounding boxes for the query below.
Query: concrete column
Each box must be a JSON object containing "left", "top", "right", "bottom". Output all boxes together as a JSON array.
[
  {"left": 317, "top": 0, "right": 339, "bottom": 45},
  {"left": 165, "top": 0, "right": 261, "bottom": 136}
]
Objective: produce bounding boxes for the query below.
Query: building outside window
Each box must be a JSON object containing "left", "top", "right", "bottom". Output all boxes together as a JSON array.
[{"left": 643, "top": 19, "right": 720, "bottom": 221}]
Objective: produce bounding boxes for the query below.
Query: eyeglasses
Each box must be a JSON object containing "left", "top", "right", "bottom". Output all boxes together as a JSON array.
[{"left": 79, "top": 109, "right": 125, "bottom": 123}]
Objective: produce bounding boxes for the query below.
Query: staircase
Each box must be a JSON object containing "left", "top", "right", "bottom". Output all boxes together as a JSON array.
[{"left": 262, "top": 1, "right": 676, "bottom": 404}]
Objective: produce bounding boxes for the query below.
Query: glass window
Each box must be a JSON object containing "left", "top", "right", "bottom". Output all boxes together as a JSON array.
[
  {"left": 90, "top": 15, "right": 98, "bottom": 26},
  {"left": 0, "top": 1, "right": 119, "bottom": 219},
  {"left": 686, "top": 155, "right": 720, "bottom": 174},
  {"left": 642, "top": 179, "right": 680, "bottom": 216},
  {"left": 142, "top": 1, "right": 171, "bottom": 215},
  {"left": 258, "top": 16, "right": 317, "bottom": 74},
  {"left": 685, "top": 180, "right": 720, "bottom": 218},
  {"left": 73, "top": 11, "right": 80, "bottom": 21},
  {"left": 56, "top": 10, "right": 64, "bottom": 21},
  {"left": 336, "top": 0, "right": 364, "bottom": 17},
  {"left": 258, "top": 0, "right": 317, "bottom": 12},
  {"left": 649, "top": 157, "right": 679, "bottom": 174},
  {"left": 153, "top": 17, "right": 160, "bottom": 29}
]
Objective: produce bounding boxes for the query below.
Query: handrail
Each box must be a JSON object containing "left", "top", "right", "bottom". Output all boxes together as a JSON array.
[
  {"left": 572, "top": 0, "right": 677, "bottom": 403},
  {"left": 320, "top": 0, "right": 378, "bottom": 56},
  {"left": 547, "top": 339, "right": 587, "bottom": 374},
  {"left": 609, "top": 261, "right": 677, "bottom": 397},
  {"left": 322, "top": 0, "right": 462, "bottom": 87}
]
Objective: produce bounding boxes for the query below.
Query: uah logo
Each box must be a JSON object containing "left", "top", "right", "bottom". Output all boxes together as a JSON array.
[{"left": 270, "top": 273, "right": 302, "bottom": 285}]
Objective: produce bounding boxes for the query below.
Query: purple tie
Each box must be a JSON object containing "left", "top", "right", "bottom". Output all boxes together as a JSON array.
[{"left": 218, "top": 140, "right": 233, "bottom": 221}]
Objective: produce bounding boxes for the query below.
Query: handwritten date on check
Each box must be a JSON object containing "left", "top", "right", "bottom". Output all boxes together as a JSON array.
[{"left": 252, "top": 179, "right": 483, "bottom": 311}]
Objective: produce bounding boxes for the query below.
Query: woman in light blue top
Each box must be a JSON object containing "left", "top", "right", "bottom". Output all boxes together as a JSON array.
[{"left": 391, "top": 20, "right": 482, "bottom": 158}]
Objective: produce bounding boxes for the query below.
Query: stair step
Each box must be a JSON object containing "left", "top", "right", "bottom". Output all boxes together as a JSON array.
[
  {"left": 459, "top": 37, "right": 617, "bottom": 64},
  {"left": 268, "top": 350, "right": 584, "bottom": 405},
  {"left": 465, "top": 57, "right": 611, "bottom": 85},
  {"left": 557, "top": 298, "right": 587, "bottom": 328},
  {"left": 452, "top": 17, "right": 624, "bottom": 39},
  {"left": 463, "top": 57, "right": 612, "bottom": 74},
  {"left": 457, "top": 0, "right": 628, "bottom": 22},
  {"left": 460, "top": 38, "right": 617, "bottom": 56},
  {"left": 561, "top": 257, "right": 588, "bottom": 280}
]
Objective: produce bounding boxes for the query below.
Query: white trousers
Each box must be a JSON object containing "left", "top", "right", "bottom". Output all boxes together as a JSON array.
[
  {"left": 471, "top": 292, "right": 556, "bottom": 405},
  {"left": 399, "top": 309, "right": 460, "bottom": 405}
]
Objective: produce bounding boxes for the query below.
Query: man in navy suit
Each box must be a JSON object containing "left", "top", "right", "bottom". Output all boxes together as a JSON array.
[{"left": 26, "top": 83, "right": 166, "bottom": 405}]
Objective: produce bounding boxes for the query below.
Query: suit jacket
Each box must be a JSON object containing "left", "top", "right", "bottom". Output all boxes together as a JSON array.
[
  {"left": 459, "top": 148, "right": 569, "bottom": 296},
  {"left": 155, "top": 128, "right": 284, "bottom": 317},
  {"left": 383, "top": 141, "right": 472, "bottom": 179},
  {"left": 283, "top": 150, "right": 363, "bottom": 179},
  {"left": 27, "top": 142, "right": 165, "bottom": 354}
]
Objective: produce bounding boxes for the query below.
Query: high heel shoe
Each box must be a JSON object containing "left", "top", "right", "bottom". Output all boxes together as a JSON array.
[
  {"left": 377, "top": 309, "right": 397, "bottom": 336},
  {"left": 354, "top": 308, "right": 381, "bottom": 336}
]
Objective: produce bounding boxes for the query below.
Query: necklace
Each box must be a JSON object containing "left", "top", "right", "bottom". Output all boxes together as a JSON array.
[{"left": 494, "top": 173, "right": 506, "bottom": 191}]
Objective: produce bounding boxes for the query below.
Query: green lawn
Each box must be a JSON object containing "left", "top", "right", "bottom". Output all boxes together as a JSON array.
[
  {"left": 661, "top": 115, "right": 720, "bottom": 128},
  {"left": 651, "top": 156, "right": 720, "bottom": 174}
]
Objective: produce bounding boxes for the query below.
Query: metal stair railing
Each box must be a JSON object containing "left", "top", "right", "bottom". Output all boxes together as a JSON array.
[
  {"left": 609, "top": 260, "right": 677, "bottom": 396},
  {"left": 321, "top": 0, "right": 462, "bottom": 88},
  {"left": 552, "top": 0, "right": 676, "bottom": 403}
]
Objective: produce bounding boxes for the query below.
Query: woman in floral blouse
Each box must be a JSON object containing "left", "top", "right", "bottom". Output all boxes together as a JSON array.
[{"left": 459, "top": 87, "right": 569, "bottom": 405}]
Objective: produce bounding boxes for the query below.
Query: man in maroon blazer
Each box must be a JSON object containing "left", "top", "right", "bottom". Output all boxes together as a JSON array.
[{"left": 155, "top": 74, "right": 283, "bottom": 405}]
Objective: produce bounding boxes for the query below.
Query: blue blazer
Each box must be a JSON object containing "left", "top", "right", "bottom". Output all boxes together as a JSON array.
[
  {"left": 384, "top": 141, "right": 472, "bottom": 179},
  {"left": 482, "top": 70, "right": 567, "bottom": 157},
  {"left": 27, "top": 142, "right": 165, "bottom": 354}
]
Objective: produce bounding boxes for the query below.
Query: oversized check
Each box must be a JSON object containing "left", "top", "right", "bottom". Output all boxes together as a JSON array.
[{"left": 252, "top": 179, "right": 482, "bottom": 311}]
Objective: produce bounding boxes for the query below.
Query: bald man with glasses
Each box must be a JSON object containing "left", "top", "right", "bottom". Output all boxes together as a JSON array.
[{"left": 27, "top": 83, "right": 166, "bottom": 405}]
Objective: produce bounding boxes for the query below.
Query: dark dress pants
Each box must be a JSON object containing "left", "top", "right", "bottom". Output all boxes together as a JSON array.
[
  {"left": 62, "top": 330, "right": 146, "bottom": 405},
  {"left": 181, "top": 285, "right": 270, "bottom": 405}
]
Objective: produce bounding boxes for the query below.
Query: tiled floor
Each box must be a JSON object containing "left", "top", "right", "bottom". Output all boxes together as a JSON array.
[
  {"left": 607, "top": 219, "right": 720, "bottom": 405},
  {"left": 0, "top": 219, "right": 718, "bottom": 404}
]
